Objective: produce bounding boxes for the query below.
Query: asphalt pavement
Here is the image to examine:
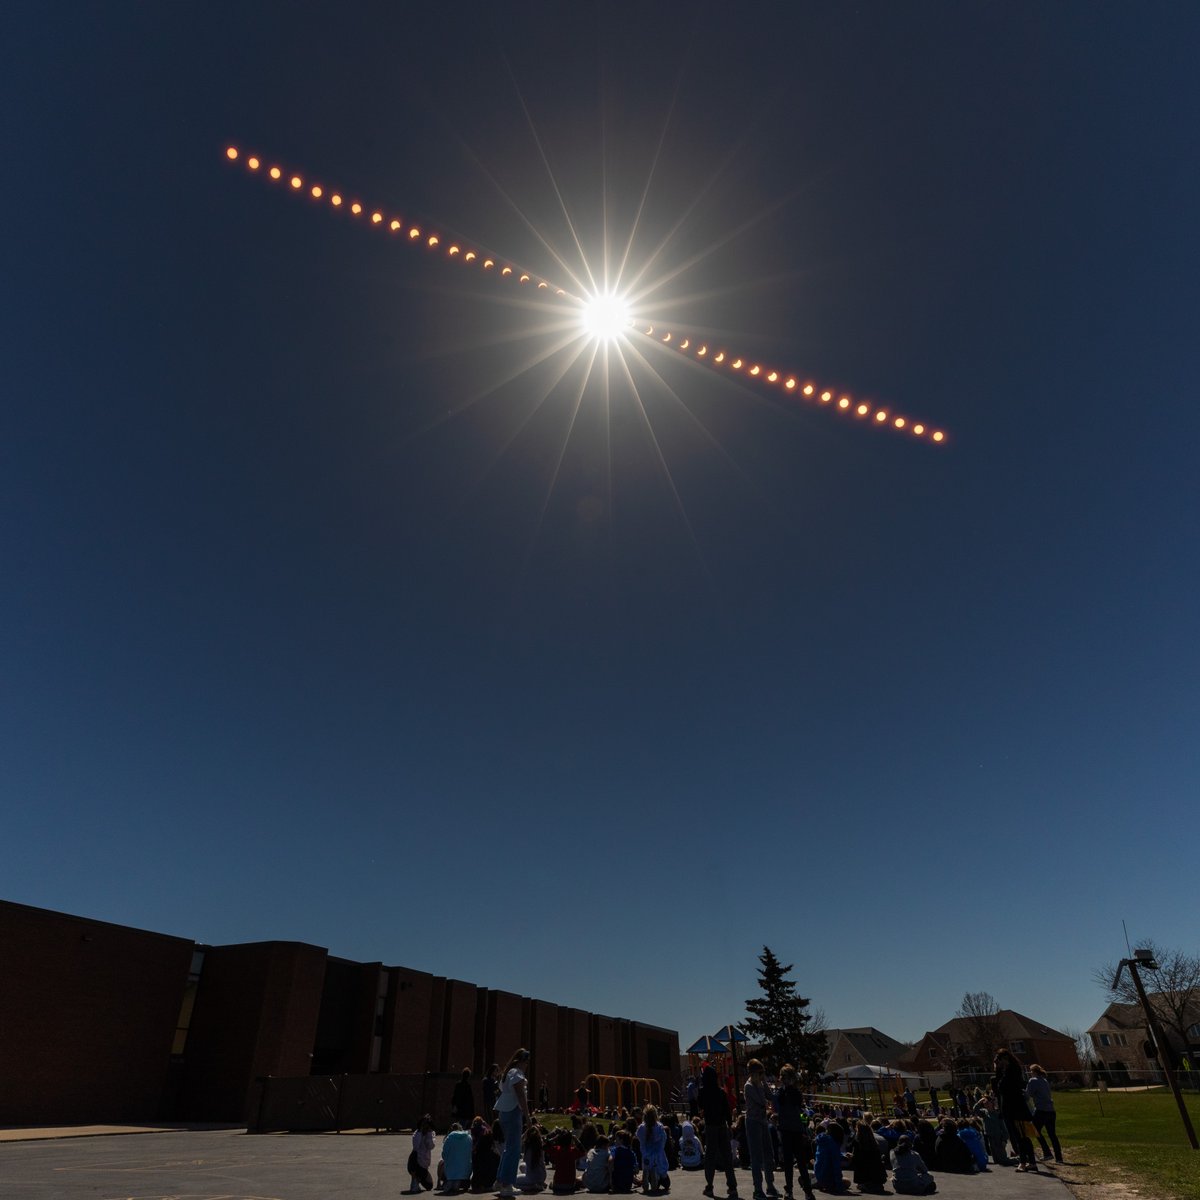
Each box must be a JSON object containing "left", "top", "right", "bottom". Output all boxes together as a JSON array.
[{"left": 1, "top": 1128, "right": 1074, "bottom": 1200}]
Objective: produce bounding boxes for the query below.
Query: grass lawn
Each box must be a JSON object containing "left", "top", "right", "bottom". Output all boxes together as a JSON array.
[{"left": 1055, "top": 1089, "right": 1200, "bottom": 1199}]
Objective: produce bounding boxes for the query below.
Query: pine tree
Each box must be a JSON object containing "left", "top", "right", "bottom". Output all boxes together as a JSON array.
[{"left": 742, "top": 946, "right": 827, "bottom": 1075}]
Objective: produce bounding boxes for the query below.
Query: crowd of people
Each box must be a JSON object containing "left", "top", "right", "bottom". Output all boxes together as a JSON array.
[{"left": 406, "top": 1045, "right": 1063, "bottom": 1197}]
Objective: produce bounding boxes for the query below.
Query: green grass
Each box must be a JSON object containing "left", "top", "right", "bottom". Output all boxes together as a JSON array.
[{"left": 1055, "top": 1089, "right": 1200, "bottom": 1199}]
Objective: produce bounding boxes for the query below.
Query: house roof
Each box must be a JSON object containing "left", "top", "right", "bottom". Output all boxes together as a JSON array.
[
  {"left": 825, "top": 1027, "right": 910, "bottom": 1064},
  {"left": 1087, "top": 995, "right": 1200, "bottom": 1036},
  {"left": 1087, "top": 1002, "right": 1144, "bottom": 1034},
  {"left": 932, "top": 1009, "right": 1072, "bottom": 1044}
]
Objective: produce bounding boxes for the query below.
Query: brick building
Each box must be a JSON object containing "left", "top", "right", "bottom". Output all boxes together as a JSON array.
[
  {"left": 896, "top": 1009, "right": 1080, "bottom": 1083},
  {"left": 0, "top": 900, "right": 679, "bottom": 1127}
]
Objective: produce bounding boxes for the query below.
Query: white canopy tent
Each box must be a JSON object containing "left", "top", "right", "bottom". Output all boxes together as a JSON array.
[{"left": 830, "top": 1063, "right": 925, "bottom": 1083}]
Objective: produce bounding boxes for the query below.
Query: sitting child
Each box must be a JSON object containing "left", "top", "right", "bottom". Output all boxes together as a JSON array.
[
  {"left": 933, "top": 1120, "right": 976, "bottom": 1174},
  {"left": 611, "top": 1130, "right": 638, "bottom": 1195},
  {"left": 636, "top": 1105, "right": 671, "bottom": 1194},
  {"left": 439, "top": 1122, "right": 474, "bottom": 1193},
  {"left": 812, "top": 1122, "right": 849, "bottom": 1194},
  {"left": 583, "top": 1135, "right": 613, "bottom": 1193},
  {"left": 407, "top": 1114, "right": 436, "bottom": 1193},
  {"left": 957, "top": 1120, "right": 989, "bottom": 1172},
  {"left": 548, "top": 1129, "right": 582, "bottom": 1194},
  {"left": 678, "top": 1121, "right": 703, "bottom": 1171},
  {"left": 518, "top": 1125, "right": 547, "bottom": 1193},
  {"left": 471, "top": 1120, "right": 501, "bottom": 1192},
  {"left": 891, "top": 1136, "right": 936, "bottom": 1196}
]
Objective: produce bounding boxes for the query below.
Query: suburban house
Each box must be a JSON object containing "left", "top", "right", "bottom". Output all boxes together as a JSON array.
[
  {"left": 1087, "top": 999, "right": 1200, "bottom": 1085},
  {"left": 897, "top": 1010, "right": 1080, "bottom": 1082},
  {"left": 823, "top": 1027, "right": 911, "bottom": 1073}
]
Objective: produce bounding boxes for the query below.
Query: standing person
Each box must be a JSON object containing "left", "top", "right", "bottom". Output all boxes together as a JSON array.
[
  {"left": 496, "top": 1048, "right": 532, "bottom": 1197},
  {"left": 773, "top": 1065, "right": 815, "bottom": 1200},
  {"left": 743, "top": 1059, "right": 779, "bottom": 1200},
  {"left": 453, "top": 1069, "right": 476, "bottom": 1128},
  {"left": 903, "top": 1087, "right": 917, "bottom": 1121},
  {"left": 993, "top": 1049, "right": 1037, "bottom": 1173},
  {"left": 540, "top": 1079, "right": 551, "bottom": 1112},
  {"left": 577, "top": 1080, "right": 591, "bottom": 1115},
  {"left": 972, "top": 1092, "right": 1012, "bottom": 1166},
  {"left": 698, "top": 1064, "right": 739, "bottom": 1199},
  {"left": 1024, "top": 1064, "right": 1063, "bottom": 1163},
  {"left": 484, "top": 1064, "right": 502, "bottom": 1115},
  {"left": 687, "top": 1074, "right": 700, "bottom": 1119},
  {"left": 927, "top": 1087, "right": 940, "bottom": 1118}
]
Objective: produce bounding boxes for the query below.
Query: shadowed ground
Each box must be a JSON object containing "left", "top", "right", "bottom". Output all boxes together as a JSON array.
[{"left": 2, "top": 1127, "right": 1072, "bottom": 1200}]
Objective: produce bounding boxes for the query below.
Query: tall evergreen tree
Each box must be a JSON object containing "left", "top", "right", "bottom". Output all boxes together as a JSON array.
[{"left": 742, "top": 946, "right": 827, "bottom": 1075}]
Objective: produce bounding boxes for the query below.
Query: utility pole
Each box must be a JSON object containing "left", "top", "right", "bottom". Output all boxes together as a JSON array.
[{"left": 1113, "top": 951, "right": 1198, "bottom": 1151}]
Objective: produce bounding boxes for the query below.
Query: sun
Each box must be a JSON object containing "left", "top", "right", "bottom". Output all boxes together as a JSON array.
[{"left": 580, "top": 290, "right": 633, "bottom": 343}]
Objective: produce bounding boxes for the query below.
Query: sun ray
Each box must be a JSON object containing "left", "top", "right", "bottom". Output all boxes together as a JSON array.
[
  {"left": 612, "top": 58, "right": 685, "bottom": 295},
  {"left": 627, "top": 188, "right": 810, "bottom": 310},
  {"left": 611, "top": 341, "right": 712, "bottom": 583},
  {"left": 618, "top": 335, "right": 781, "bottom": 516},
  {"left": 521, "top": 340, "right": 601, "bottom": 574},
  {"left": 449, "top": 337, "right": 596, "bottom": 520},
  {"left": 441, "top": 138, "right": 591, "bottom": 296},
  {"left": 401, "top": 326, "right": 588, "bottom": 448},
  {"left": 499, "top": 49, "right": 597, "bottom": 293},
  {"left": 619, "top": 122, "right": 772, "bottom": 302}
]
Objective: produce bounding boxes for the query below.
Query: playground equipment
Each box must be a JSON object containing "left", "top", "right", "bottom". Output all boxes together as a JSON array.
[{"left": 582, "top": 1072, "right": 662, "bottom": 1110}]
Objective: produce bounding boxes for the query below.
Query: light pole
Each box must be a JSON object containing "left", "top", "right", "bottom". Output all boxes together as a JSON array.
[{"left": 1113, "top": 949, "right": 1198, "bottom": 1150}]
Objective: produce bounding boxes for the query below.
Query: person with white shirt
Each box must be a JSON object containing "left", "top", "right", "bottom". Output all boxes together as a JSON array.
[{"left": 496, "top": 1048, "right": 532, "bottom": 1197}]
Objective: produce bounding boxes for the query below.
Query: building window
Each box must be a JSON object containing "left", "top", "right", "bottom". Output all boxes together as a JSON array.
[
  {"left": 1010, "top": 1041, "right": 1026, "bottom": 1054},
  {"left": 1114, "top": 1033, "right": 1127, "bottom": 1047},
  {"left": 1187, "top": 1024, "right": 1200, "bottom": 1041},
  {"left": 171, "top": 948, "right": 206, "bottom": 1060},
  {"left": 1097, "top": 1034, "right": 1111, "bottom": 1047}
]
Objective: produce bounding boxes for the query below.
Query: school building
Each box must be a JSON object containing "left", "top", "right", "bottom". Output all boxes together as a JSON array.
[{"left": 0, "top": 899, "right": 679, "bottom": 1127}]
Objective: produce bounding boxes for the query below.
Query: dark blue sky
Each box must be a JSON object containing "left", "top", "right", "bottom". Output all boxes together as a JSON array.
[{"left": 3, "top": 2, "right": 1197, "bottom": 1044}]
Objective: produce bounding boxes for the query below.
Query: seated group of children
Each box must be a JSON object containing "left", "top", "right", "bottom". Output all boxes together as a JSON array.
[
  {"left": 430, "top": 1105, "right": 673, "bottom": 1195},
  {"left": 810, "top": 1113, "right": 999, "bottom": 1195}
]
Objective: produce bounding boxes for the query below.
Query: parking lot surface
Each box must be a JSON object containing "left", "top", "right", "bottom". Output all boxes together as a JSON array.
[{"left": 3, "top": 1128, "right": 1072, "bottom": 1200}]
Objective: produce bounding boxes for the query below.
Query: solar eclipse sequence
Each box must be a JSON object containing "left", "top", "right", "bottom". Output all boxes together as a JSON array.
[{"left": 225, "top": 145, "right": 946, "bottom": 445}]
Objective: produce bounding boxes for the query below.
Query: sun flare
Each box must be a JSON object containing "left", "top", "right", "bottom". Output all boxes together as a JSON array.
[
  {"left": 224, "top": 146, "right": 947, "bottom": 444},
  {"left": 580, "top": 291, "right": 633, "bottom": 343}
]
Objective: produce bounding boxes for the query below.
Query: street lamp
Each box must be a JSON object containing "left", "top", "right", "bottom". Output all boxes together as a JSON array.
[{"left": 1113, "top": 951, "right": 1198, "bottom": 1150}]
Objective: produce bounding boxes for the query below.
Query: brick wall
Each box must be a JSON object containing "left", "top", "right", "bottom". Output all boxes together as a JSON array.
[
  {"left": 180, "top": 941, "right": 326, "bottom": 1120},
  {"left": 3, "top": 902, "right": 682, "bottom": 1126},
  {"left": 382, "top": 966, "right": 437, "bottom": 1074},
  {"left": 441, "top": 979, "right": 479, "bottom": 1073},
  {"left": 0, "top": 901, "right": 192, "bottom": 1125},
  {"left": 488, "top": 990, "right": 524, "bottom": 1074}
]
